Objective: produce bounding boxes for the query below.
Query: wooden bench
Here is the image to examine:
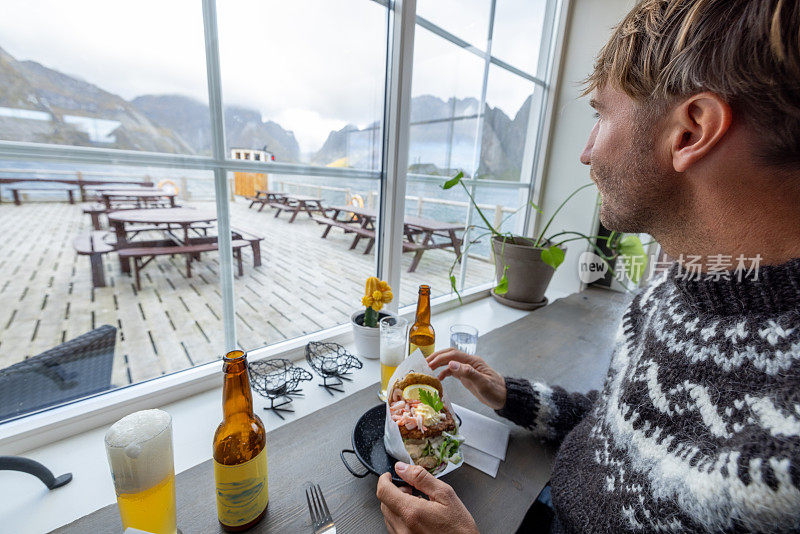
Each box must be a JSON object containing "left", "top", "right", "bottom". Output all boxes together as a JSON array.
[
  {"left": 118, "top": 240, "right": 249, "bottom": 289},
  {"left": 73, "top": 231, "right": 116, "bottom": 287},
  {"left": 314, "top": 216, "right": 376, "bottom": 252},
  {"left": 9, "top": 186, "right": 76, "bottom": 205},
  {"left": 230, "top": 227, "right": 264, "bottom": 267}
]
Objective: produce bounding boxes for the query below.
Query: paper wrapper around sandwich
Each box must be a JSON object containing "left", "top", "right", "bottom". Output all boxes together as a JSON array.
[{"left": 383, "top": 350, "right": 464, "bottom": 478}]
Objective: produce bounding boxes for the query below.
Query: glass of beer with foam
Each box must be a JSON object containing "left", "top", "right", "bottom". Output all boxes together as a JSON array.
[
  {"left": 105, "top": 409, "right": 177, "bottom": 534},
  {"left": 379, "top": 316, "right": 408, "bottom": 401}
]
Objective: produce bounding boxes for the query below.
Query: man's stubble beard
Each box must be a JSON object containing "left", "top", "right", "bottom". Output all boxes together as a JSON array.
[{"left": 592, "top": 128, "right": 682, "bottom": 237}]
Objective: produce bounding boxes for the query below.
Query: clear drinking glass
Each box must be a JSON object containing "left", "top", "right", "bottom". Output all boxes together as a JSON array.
[
  {"left": 379, "top": 316, "right": 409, "bottom": 401},
  {"left": 105, "top": 409, "right": 178, "bottom": 534},
  {"left": 450, "top": 324, "right": 478, "bottom": 355}
]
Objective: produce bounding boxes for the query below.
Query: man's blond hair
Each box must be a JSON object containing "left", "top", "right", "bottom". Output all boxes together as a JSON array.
[{"left": 586, "top": 0, "right": 800, "bottom": 167}]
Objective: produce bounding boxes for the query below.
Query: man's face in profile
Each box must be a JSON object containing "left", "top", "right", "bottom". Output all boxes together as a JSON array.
[{"left": 580, "top": 85, "right": 682, "bottom": 235}]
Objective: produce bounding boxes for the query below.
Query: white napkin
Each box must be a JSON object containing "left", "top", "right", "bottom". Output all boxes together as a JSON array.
[{"left": 452, "top": 403, "right": 510, "bottom": 477}]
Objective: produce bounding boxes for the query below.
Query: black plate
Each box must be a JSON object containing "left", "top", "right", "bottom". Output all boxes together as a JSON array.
[
  {"left": 340, "top": 404, "right": 403, "bottom": 484},
  {"left": 340, "top": 404, "right": 462, "bottom": 485}
]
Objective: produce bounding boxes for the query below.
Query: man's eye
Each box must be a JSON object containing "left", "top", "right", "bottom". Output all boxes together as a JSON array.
[{"left": 593, "top": 112, "right": 600, "bottom": 119}]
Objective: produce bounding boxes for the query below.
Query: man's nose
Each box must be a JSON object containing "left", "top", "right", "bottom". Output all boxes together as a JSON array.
[{"left": 580, "top": 122, "right": 598, "bottom": 165}]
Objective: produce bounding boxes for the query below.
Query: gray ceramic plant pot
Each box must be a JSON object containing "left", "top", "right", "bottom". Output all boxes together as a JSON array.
[{"left": 490, "top": 236, "right": 563, "bottom": 308}]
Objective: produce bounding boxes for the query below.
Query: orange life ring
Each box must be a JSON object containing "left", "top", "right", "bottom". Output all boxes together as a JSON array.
[
  {"left": 348, "top": 194, "right": 365, "bottom": 219},
  {"left": 157, "top": 179, "right": 179, "bottom": 195}
]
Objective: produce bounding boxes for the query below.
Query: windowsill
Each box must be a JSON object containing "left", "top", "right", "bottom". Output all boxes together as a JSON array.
[{"left": 0, "top": 290, "right": 569, "bottom": 534}]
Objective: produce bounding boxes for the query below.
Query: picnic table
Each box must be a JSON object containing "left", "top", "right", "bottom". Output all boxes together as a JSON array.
[
  {"left": 318, "top": 205, "right": 465, "bottom": 272},
  {"left": 84, "top": 183, "right": 155, "bottom": 201},
  {"left": 97, "top": 209, "right": 264, "bottom": 288},
  {"left": 7, "top": 184, "right": 76, "bottom": 205},
  {"left": 100, "top": 190, "right": 176, "bottom": 210},
  {"left": 53, "top": 288, "right": 629, "bottom": 533},
  {"left": 270, "top": 194, "right": 326, "bottom": 223},
  {"left": 108, "top": 208, "right": 218, "bottom": 275},
  {"left": 248, "top": 190, "right": 286, "bottom": 211}
]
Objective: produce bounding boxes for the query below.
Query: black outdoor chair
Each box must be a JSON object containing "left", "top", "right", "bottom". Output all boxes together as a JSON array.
[{"left": 0, "top": 324, "right": 117, "bottom": 422}]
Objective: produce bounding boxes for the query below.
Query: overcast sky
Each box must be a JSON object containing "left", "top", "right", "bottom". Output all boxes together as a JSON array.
[{"left": 0, "top": 0, "right": 546, "bottom": 154}]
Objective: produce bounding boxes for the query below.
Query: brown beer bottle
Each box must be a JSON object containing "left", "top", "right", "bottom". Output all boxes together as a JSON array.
[
  {"left": 409, "top": 285, "right": 436, "bottom": 357},
  {"left": 213, "top": 350, "right": 268, "bottom": 531}
]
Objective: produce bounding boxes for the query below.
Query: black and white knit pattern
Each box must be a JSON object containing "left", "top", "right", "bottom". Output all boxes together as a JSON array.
[{"left": 498, "top": 259, "right": 800, "bottom": 533}]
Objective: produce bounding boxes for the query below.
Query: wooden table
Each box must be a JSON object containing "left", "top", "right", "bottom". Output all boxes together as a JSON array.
[
  {"left": 403, "top": 215, "right": 465, "bottom": 272},
  {"left": 271, "top": 194, "right": 326, "bottom": 223},
  {"left": 249, "top": 190, "right": 286, "bottom": 211},
  {"left": 108, "top": 208, "right": 217, "bottom": 274},
  {"left": 54, "top": 288, "right": 629, "bottom": 533},
  {"left": 318, "top": 206, "right": 464, "bottom": 272},
  {"left": 320, "top": 204, "right": 379, "bottom": 252},
  {"left": 101, "top": 190, "right": 176, "bottom": 210}
]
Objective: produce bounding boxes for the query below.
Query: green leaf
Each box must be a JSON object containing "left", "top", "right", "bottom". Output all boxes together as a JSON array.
[
  {"left": 540, "top": 245, "right": 565, "bottom": 270},
  {"left": 419, "top": 389, "right": 444, "bottom": 412},
  {"left": 494, "top": 265, "right": 510, "bottom": 295},
  {"left": 617, "top": 235, "right": 647, "bottom": 283},
  {"left": 442, "top": 170, "right": 464, "bottom": 190},
  {"left": 528, "top": 200, "right": 543, "bottom": 214}
]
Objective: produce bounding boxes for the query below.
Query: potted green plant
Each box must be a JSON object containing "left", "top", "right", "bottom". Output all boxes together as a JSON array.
[
  {"left": 442, "top": 171, "right": 647, "bottom": 308},
  {"left": 351, "top": 276, "right": 395, "bottom": 359}
]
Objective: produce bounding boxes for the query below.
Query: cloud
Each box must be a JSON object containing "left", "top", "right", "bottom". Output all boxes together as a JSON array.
[{"left": 0, "top": 0, "right": 544, "bottom": 153}]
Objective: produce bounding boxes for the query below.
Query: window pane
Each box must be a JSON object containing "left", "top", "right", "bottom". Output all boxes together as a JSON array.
[
  {"left": 481, "top": 66, "right": 539, "bottom": 182},
  {"left": 0, "top": 1, "right": 209, "bottom": 154},
  {"left": 416, "top": 0, "right": 491, "bottom": 49},
  {"left": 0, "top": 162, "right": 225, "bottom": 421},
  {"left": 217, "top": 0, "right": 387, "bottom": 170},
  {"left": 229, "top": 172, "right": 381, "bottom": 351},
  {"left": 400, "top": 26, "right": 489, "bottom": 308},
  {"left": 491, "top": 0, "right": 549, "bottom": 75}
]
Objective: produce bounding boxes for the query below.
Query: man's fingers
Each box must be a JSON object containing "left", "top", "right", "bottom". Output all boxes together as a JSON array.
[
  {"left": 376, "top": 471, "right": 416, "bottom": 515},
  {"left": 380, "top": 503, "right": 403, "bottom": 534},
  {"left": 447, "top": 361, "right": 482, "bottom": 383},
  {"left": 395, "top": 462, "right": 454, "bottom": 503},
  {"left": 427, "top": 349, "right": 477, "bottom": 371}
]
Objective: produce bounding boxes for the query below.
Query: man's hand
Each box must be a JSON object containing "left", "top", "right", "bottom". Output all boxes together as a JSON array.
[
  {"left": 426, "top": 348, "right": 506, "bottom": 410},
  {"left": 376, "top": 462, "right": 478, "bottom": 534}
]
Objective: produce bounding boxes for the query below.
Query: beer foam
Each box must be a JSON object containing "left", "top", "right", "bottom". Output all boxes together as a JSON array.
[
  {"left": 105, "top": 409, "right": 170, "bottom": 448},
  {"left": 105, "top": 409, "right": 174, "bottom": 494}
]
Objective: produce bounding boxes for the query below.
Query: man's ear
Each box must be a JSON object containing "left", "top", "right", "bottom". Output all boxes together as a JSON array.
[{"left": 668, "top": 92, "right": 732, "bottom": 172}]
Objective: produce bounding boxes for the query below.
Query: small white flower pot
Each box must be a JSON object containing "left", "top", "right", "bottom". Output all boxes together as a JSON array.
[{"left": 351, "top": 310, "right": 394, "bottom": 360}]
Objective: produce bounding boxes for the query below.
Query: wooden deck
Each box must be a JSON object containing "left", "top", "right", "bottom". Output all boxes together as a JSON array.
[{"left": 0, "top": 200, "right": 494, "bottom": 386}]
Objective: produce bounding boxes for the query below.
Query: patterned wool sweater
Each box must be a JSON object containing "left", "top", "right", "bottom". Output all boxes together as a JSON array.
[{"left": 497, "top": 259, "right": 800, "bottom": 533}]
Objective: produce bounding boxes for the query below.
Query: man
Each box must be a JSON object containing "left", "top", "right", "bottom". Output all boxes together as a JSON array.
[{"left": 377, "top": 0, "right": 800, "bottom": 532}]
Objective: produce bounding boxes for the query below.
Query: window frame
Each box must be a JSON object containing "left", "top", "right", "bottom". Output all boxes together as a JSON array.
[{"left": 0, "top": 0, "right": 570, "bottom": 450}]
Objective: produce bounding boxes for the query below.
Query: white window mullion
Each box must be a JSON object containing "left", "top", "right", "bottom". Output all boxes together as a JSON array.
[
  {"left": 524, "top": 0, "right": 571, "bottom": 238},
  {"left": 377, "top": 0, "right": 416, "bottom": 312},
  {"left": 458, "top": 0, "right": 497, "bottom": 291},
  {"left": 202, "top": 0, "right": 237, "bottom": 351}
]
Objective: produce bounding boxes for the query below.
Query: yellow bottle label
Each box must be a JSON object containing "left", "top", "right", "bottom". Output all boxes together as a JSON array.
[
  {"left": 214, "top": 447, "right": 268, "bottom": 527},
  {"left": 409, "top": 343, "right": 435, "bottom": 357}
]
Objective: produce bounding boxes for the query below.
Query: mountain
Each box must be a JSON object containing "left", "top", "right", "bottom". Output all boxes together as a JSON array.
[
  {"left": 0, "top": 43, "right": 526, "bottom": 175},
  {"left": 310, "top": 94, "right": 531, "bottom": 180},
  {"left": 0, "top": 46, "right": 192, "bottom": 153},
  {"left": 131, "top": 95, "right": 301, "bottom": 162}
]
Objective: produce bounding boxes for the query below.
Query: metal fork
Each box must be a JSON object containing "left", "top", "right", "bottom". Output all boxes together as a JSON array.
[{"left": 306, "top": 483, "right": 336, "bottom": 534}]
